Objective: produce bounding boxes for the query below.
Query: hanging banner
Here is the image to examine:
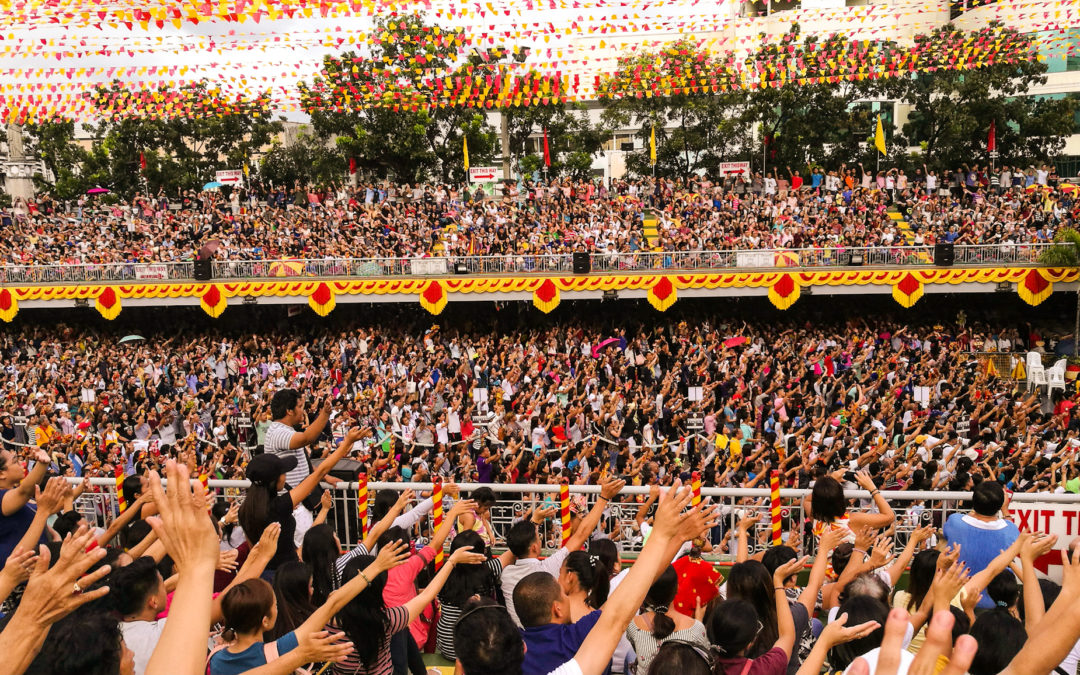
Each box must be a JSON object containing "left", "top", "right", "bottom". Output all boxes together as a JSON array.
[
  {"left": 134, "top": 264, "right": 169, "bottom": 280},
  {"left": 1009, "top": 502, "right": 1080, "bottom": 581}
]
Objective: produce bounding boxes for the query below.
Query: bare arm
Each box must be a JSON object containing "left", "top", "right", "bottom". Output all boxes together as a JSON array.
[
  {"left": 291, "top": 400, "right": 332, "bottom": 450},
  {"left": 565, "top": 477, "right": 625, "bottom": 552},
  {"left": 571, "top": 483, "right": 716, "bottom": 675}
]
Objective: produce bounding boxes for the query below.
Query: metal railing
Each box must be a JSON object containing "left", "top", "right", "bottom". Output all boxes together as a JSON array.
[
  {"left": 66, "top": 479, "right": 1080, "bottom": 558},
  {"left": 0, "top": 244, "right": 1057, "bottom": 284}
]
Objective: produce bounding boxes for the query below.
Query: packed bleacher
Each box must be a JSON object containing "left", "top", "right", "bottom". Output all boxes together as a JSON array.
[{"left": 1, "top": 163, "right": 1071, "bottom": 267}]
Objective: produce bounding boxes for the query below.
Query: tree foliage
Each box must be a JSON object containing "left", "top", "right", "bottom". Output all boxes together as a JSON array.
[
  {"left": 26, "top": 81, "right": 283, "bottom": 198},
  {"left": 300, "top": 16, "right": 499, "bottom": 182},
  {"left": 599, "top": 38, "right": 750, "bottom": 177},
  {"left": 878, "top": 23, "right": 1075, "bottom": 169}
]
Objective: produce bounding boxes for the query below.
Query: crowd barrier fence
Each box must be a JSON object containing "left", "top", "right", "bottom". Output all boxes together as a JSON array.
[
  {"left": 0, "top": 243, "right": 1055, "bottom": 285},
  {"left": 64, "top": 479, "right": 1080, "bottom": 558}
]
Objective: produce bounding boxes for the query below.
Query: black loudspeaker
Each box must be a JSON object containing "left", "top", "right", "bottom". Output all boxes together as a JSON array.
[
  {"left": 310, "top": 457, "right": 366, "bottom": 545},
  {"left": 194, "top": 259, "right": 213, "bottom": 281},
  {"left": 934, "top": 243, "right": 954, "bottom": 266},
  {"left": 311, "top": 457, "right": 365, "bottom": 482},
  {"left": 572, "top": 252, "right": 591, "bottom": 274}
]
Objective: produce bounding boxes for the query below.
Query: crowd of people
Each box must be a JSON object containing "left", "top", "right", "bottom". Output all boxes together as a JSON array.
[
  {"left": 1, "top": 395, "right": 1080, "bottom": 675},
  {"left": 0, "top": 285, "right": 1073, "bottom": 675},
  {"left": 1, "top": 304, "right": 1077, "bottom": 506},
  {"left": 1, "top": 161, "right": 1070, "bottom": 268}
]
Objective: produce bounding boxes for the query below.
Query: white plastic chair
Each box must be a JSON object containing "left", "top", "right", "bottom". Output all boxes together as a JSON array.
[
  {"left": 1027, "top": 363, "right": 1047, "bottom": 392},
  {"left": 1026, "top": 351, "right": 1043, "bottom": 374},
  {"left": 1047, "top": 359, "right": 1067, "bottom": 395}
]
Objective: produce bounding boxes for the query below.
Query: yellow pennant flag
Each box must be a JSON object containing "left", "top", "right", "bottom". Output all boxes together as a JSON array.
[
  {"left": 650, "top": 124, "right": 657, "bottom": 166},
  {"left": 463, "top": 135, "right": 470, "bottom": 171},
  {"left": 242, "top": 163, "right": 249, "bottom": 176},
  {"left": 874, "top": 114, "right": 887, "bottom": 156}
]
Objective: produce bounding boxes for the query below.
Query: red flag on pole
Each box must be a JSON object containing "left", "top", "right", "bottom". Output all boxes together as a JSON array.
[
  {"left": 543, "top": 128, "right": 551, "bottom": 168},
  {"left": 349, "top": 157, "right": 356, "bottom": 175},
  {"left": 139, "top": 152, "right": 146, "bottom": 171},
  {"left": 988, "top": 120, "right": 996, "bottom": 153}
]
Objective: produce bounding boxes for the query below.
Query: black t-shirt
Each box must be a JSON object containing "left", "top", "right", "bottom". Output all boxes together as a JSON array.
[{"left": 267, "top": 493, "right": 297, "bottom": 570}]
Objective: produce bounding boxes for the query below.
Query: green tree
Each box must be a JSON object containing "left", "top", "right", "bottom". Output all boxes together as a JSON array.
[
  {"left": 258, "top": 130, "right": 344, "bottom": 188},
  {"left": 299, "top": 16, "right": 497, "bottom": 182},
  {"left": 879, "top": 23, "right": 1075, "bottom": 169},
  {"left": 84, "top": 81, "right": 282, "bottom": 196},
  {"left": 741, "top": 26, "right": 894, "bottom": 172},
  {"left": 504, "top": 101, "right": 606, "bottom": 179},
  {"left": 1040, "top": 228, "right": 1080, "bottom": 357},
  {"left": 598, "top": 38, "right": 749, "bottom": 177},
  {"left": 23, "top": 121, "right": 93, "bottom": 200}
]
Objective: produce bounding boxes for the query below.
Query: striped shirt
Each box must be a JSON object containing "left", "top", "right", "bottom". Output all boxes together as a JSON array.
[
  {"left": 326, "top": 605, "right": 408, "bottom": 675},
  {"left": 625, "top": 619, "right": 709, "bottom": 674},
  {"left": 435, "top": 557, "right": 504, "bottom": 660},
  {"left": 264, "top": 421, "right": 309, "bottom": 488}
]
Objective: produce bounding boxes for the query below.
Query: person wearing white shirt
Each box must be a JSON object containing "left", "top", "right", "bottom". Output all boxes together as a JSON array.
[{"left": 501, "top": 477, "right": 624, "bottom": 627}]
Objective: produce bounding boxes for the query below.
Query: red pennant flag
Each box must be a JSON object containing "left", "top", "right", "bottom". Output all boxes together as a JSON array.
[
  {"left": 139, "top": 152, "right": 146, "bottom": 171},
  {"left": 543, "top": 127, "right": 551, "bottom": 168},
  {"left": 349, "top": 157, "right": 356, "bottom": 175},
  {"left": 988, "top": 119, "right": 996, "bottom": 153}
]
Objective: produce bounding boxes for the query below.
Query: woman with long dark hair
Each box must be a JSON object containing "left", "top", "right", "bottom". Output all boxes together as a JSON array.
[
  {"left": 559, "top": 550, "right": 612, "bottom": 622},
  {"left": 891, "top": 549, "right": 939, "bottom": 654},
  {"left": 806, "top": 471, "right": 895, "bottom": 544},
  {"left": 302, "top": 490, "right": 412, "bottom": 606},
  {"left": 435, "top": 530, "right": 515, "bottom": 662},
  {"left": 328, "top": 545, "right": 484, "bottom": 675},
  {"left": 723, "top": 562, "right": 779, "bottom": 657},
  {"left": 625, "top": 565, "right": 708, "bottom": 674},
  {"left": 239, "top": 429, "right": 362, "bottom": 577},
  {"left": 266, "top": 561, "right": 316, "bottom": 642}
]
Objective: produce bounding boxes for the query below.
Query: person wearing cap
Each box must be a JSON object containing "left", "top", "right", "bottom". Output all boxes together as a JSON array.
[{"left": 239, "top": 427, "right": 368, "bottom": 579}]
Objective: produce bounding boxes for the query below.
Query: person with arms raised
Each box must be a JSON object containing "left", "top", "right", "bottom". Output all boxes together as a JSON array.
[{"left": 501, "top": 477, "right": 623, "bottom": 627}]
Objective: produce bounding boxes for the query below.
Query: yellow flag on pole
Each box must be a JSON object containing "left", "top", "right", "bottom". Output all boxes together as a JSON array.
[
  {"left": 649, "top": 125, "right": 657, "bottom": 166},
  {"left": 463, "top": 136, "right": 470, "bottom": 171},
  {"left": 874, "top": 115, "right": 887, "bottom": 156}
]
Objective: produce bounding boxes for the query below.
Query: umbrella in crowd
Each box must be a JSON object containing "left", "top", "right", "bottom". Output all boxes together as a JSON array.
[
  {"left": 86, "top": 186, "right": 110, "bottom": 195},
  {"left": 269, "top": 259, "right": 305, "bottom": 277},
  {"left": 198, "top": 239, "right": 222, "bottom": 261},
  {"left": 203, "top": 181, "right": 222, "bottom": 191},
  {"left": 118, "top": 335, "right": 145, "bottom": 344}
]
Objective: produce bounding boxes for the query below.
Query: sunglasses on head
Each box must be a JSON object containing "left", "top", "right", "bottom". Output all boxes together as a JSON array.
[{"left": 662, "top": 639, "right": 717, "bottom": 668}]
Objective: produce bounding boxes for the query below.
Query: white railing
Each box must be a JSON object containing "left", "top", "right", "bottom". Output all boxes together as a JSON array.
[
  {"left": 0, "top": 244, "right": 1056, "bottom": 284},
  {"left": 67, "top": 478, "right": 1080, "bottom": 557}
]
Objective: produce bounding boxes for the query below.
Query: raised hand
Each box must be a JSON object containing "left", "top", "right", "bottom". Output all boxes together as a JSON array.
[
  {"left": 1, "top": 546, "right": 38, "bottom": 586},
  {"left": 448, "top": 545, "right": 487, "bottom": 566},
  {"left": 818, "top": 612, "right": 882, "bottom": 648},
  {"left": 146, "top": 459, "right": 219, "bottom": 574},
  {"left": 600, "top": 476, "right": 626, "bottom": 500},
  {"left": 737, "top": 514, "right": 762, "bottom": 533},
  {"left": 250, "top": 522, "right": 282, "bottom": 564},
  {"left": 652, "top": 480, "right": 692, "bottom": 541},
  {"left": 371, "top": 539, "right": 410, "bottom": 574},
  {"left": 19, "top": 525, "right": 111, "bottom": 625},
  {"left": 35, "top": 477, "right": 71, "bottom": 516},
  {"left": 774, "top": 556, "right": 810, "bottom": 585},
  {"left": 295, "top": 630, "right": 354, "bottom": 666}
]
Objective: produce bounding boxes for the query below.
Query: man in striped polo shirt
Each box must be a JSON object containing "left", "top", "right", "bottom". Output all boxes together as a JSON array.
[{"left": 264, "top": 388, "right": 334, "bottom": 547}]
